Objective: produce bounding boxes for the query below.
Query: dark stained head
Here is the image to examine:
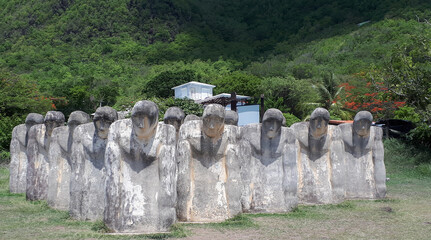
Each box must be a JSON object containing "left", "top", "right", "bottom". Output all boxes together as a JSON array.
[
  {"left": 184, "top": 114, "right": 201, "bottom": 122},
  {"left": 202, "top": 104, "right": 225, "bottom": 138},
  {"left": 93, "top": 106, "right": 118, "bottom": 139},
  {"left": 68, "top": 111, "right": 91, "bottom": 128},
  {"left": 262, "top": 108, "right": 284, "bottom": 139},
  {"left": 163, "top": 107, "right": 185, "bottom": 132},
  {"left": 224, "top": 110, "right": 239, "bottom": 126},
  {"left": 353, "top": 111, "right": 373, "bottom": 137},
  {"left": 94, "top": 106, "right": 118, "bottom": 123},
  {"left": 44, "top": 111, "right": 65, "bottom": 136},
  {"left": 309, "top": 108, "right": 330, "bottom": 138},
  {"left": 131, "top": 100, "right": 159, "bottom": 139},
  {"left": 25, "top": 113, "right": 44, "bottom": 128}
]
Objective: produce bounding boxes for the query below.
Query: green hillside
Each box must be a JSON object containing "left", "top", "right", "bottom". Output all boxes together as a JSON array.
[{"left": 1, "top": 0, "right": 431, "bottom": 154}]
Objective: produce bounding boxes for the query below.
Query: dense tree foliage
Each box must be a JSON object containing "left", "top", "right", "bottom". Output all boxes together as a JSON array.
[
  {"left": 144, "top": 69, "right": 198, "bottom": 98},
  {"left": 369, "top": 22, "right": 431, "bottom": 123},
  {"left": 0, "top": 71, "right": 52, "bottom": 153}
]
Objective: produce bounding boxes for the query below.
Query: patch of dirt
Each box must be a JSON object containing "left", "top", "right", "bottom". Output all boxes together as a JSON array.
[{"left": 380, "top": 206, "right": 393, "bottom": 213}]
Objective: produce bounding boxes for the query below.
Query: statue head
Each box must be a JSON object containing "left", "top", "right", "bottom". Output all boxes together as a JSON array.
[
  {"left": 262, "top": 109, "right": 284, "bottom": 139},
  {"left": 25, "top": 113, "right": 44, "bottom": 130},
  {"left": 309, "top": 108, "right": 330, "bottom": 139},
  {"left": 131, "top": 100, "right": 159, "bottom": 140},
  {"left": 68, "top": 111, "right": 91, "bottom": 129},
  {"left": 224, "top": 110, "right": 239, "bottom": 126},
  {"left": 44, "top": 111, "right": 65, "bottom": 136},
  {"left": 93, "top": 106, "right": 118, "bottom": 139},
  {"left": 353, "top": 111, "right": 373, "bottom": 137},
  {"left": 202, "top": 104, "right": 225, "bottom": 138},
  {"left": 163, "top": 107, "right": 185, "bottom": 132},
  {"left": 184, "top": 114, "right": 201, "bottom": 122}
]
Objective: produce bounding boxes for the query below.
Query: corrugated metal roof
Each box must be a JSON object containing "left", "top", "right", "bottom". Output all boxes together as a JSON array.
[{"left": 171, "top": 81, "right": 216, "bottom": 89}]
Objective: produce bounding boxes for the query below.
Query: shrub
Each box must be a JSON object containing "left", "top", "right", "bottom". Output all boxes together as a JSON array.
[
  {"left": 394, "top": 106, "right": 421, "bottom": 123},
  {"left": 283, "top": 113, "right": 301, "bottom": 127},
  {"left": 407, "top": 123, "right": 431, "bottom": 148},
  {"left": 0, "top": 114, "right": 24, "bottom": 155},
  {"left": 0, "top": 150, "right": 10, "bottom": 165}
]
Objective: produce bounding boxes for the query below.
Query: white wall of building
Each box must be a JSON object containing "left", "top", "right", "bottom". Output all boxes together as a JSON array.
[{"left": 173, "top": 82, "right": 214, "bottom": 101}]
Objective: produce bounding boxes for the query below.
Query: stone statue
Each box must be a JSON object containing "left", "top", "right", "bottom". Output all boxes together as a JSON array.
[
  {"left": 240, "top": 109, "right": 297, "bottom": 213},
  {"left": 291, "top": 108, "right": 344, "bottom": 204},
  {"left": 225, "top": 110, "right": 239, "bottom": 126},
  {"left": 9, "top": 113, "right": 44, "bottom": 193},
  {"left": 26, "top": 111, "right": 65, "bottom": 201},
  {"left": 104, "top": 100, "right": 177, "bottom": 233},
  {"left": 163, "top": 106, "right": 185, "bottom": 132},
  {"left": 177, "top": 104, "right": 242, "bottom": 222},
  {"left": 47, "top": 111, "right": 90, "bottom": 210},
  {"left": 184, "top": 114, "right": 201, "bottom": 122},
  {"left": 70, "top": 106, "right": 118, "bottom": 220},
  {"left": 339, "top": 111, "right": 386, "bottom": 199}
]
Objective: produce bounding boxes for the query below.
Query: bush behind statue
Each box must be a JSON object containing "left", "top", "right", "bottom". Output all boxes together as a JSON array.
[{"left": 407, "top": 123, "right": 431, "bottom": 149}]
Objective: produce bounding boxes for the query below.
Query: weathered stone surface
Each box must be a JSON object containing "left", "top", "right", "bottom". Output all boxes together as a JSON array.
[
  {"left": 70, "top": 106, "right": 117, "bottom": 220},
  {"left": 177, "top": 104, "right": 242, "bottom": 222},
  {"left": 225, "top": 110, "right": 238, "bottom": 126},
  {"left": 184, "top": 114, "right": 201, "bottom": 122},
  {"left": 339, "top": 111, "right": 386, "bottom": 199},
  {"left": 104, "top": 100, "right": 177, "bottom": 233},
  {"left": 9, "top": 113, "right": 44, "bottom": 193},
  {"left": 240, "top": 109, "right": 298, "bottom": 213},
  {"left": 163, "top": 107, "right": 185, "bottom": 132},
  {"left": 291, "top": 108, "right": 344, "bottom": 204},
  {"left": 47, "top": 111, "right": 90, "bottom": 210},
  {"left": 26, "top": 111, "right": 65, "bottom": 201}
]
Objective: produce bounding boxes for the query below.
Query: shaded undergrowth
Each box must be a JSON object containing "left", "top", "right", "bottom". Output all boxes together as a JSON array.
[{"left": 384, "top": 138, "right": 431, "bottom": 179}]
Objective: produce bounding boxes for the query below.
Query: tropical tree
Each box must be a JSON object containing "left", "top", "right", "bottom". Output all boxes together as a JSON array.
[{"left": 308, "top": 73, "right": 353, "bottom": 120}]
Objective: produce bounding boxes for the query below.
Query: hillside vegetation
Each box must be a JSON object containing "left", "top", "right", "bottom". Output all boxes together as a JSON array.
[{"left": 1, "top": 0, "right": 431, "bottom": 154}]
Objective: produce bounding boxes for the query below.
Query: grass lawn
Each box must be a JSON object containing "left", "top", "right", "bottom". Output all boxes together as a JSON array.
[{"left": 1, "top": 139, "right": 430, "bottom": 239}]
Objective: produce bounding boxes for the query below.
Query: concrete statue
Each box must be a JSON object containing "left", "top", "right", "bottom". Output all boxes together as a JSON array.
[
  {"left": 240, "top": 109, "right": 297, "bottom": 212},
  {"left": 291, "top": 108, "right": 344, "bottom": 204},
  {"left": 104, "top": 100, "right": 177, "bottom": 233},
  {"left": 9, "top": 113, "right": 44, "bottom": 193},
  {"left": 47, "top": 111, "right": 90, "bottom": 210},
  {"left": 26, "top": 111, "right": 65, "bottom": 201},
  {"left": 176, "top": 104, "right": 242, "bottom": 222},
  {"left": 339, "top": 111, "right": 386, "bottom": 199},
  {"left": 70, "top": 106, "right": 118, "bottom": 220}
]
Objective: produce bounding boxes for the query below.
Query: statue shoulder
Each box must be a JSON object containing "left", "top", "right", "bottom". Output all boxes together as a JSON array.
[
  {"left": 51, "top": 126, "right": 68, "bottom": 138},
  {"left": 338, "top": 123, "right": 352, "bottom": 137},
  {"left": 73, "top": 122, "right": 95, "bottom": 144},
  {"left": 223, "top": 124, "right": 240, "bottom": 142},
  {"left": 291, "top": 122, "right": 308, "bottom": 145},
  {"left": 291, "top": 122, "right": 308, "bottom": 135},
  {"left": 372, "top": 126, "right": 383, "bottom": 141},
  {"left": 51, "top": 126, "right": 69, "bottom": 148},
  {"left": 329, "top": 125, "right": 342, "bottom": 140},
  {"left": 179, "top": 120, "right": 202, "bottom": 140},
  {"left": 156, "top": 122, "right": 176, "bottom": 145},
  {"left": 239, "top": 123, "right": 260, "bottom": 141},
  {"left": 282, "top": 126, "right": 296, "bottom": 143},
  {"left": 13, "top": 124, "right": 26, "bottom": 145}
]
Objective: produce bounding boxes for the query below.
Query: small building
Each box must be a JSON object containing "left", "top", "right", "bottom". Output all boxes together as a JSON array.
[
  {"left": 172, "top": 81, "right": 260, "bottom": 126},
  {"left": 171, "top": 81, "right": 216, "bottom": 101}
]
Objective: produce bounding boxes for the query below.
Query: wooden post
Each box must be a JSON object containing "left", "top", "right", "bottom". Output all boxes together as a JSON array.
[
  {"left": 260, "top": 94, "right": 264, "bottom": 123},
  {"left": 231, "top": 92, "right": 237, "bottom": 112}
]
